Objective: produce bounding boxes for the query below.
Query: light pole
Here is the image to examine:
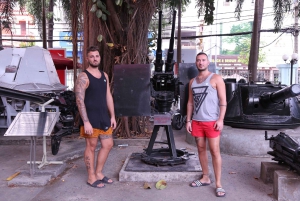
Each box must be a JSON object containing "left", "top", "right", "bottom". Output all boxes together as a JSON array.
[{"left": 282, "top": 53, "right": 298, "bottom": 85}]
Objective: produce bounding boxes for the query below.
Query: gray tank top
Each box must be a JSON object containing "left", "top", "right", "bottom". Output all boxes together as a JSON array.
[{"left": 191, "top": 73, "right": 220, "bottom": 121}]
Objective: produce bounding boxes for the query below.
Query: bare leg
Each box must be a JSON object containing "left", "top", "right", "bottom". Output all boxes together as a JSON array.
[
  {"left": 195, "top": 137, "right": 211, "bottom": 184},
  {"left": 95, "top": 136, "right": 113, "bottom": 182},
  {"left": 84, "top": 137, "right": 104, "bottom": 187},
  {"left": 208, "top": 136, "right": 225, "bottom": 196}
]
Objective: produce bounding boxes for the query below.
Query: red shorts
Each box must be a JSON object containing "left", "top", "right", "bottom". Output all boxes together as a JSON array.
[{"left": 191, "top": 121, "right": 220, "bottom": 138}]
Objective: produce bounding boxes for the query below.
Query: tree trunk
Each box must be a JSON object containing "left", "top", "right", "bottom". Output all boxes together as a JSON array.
[
  {"left": 71, "top": 0, "right": 79, "bottom": 86},
  {"left": 0, "top": 19, "right": 3, "bottom": 50},
  {"left": 82, "top": 1, "right": 158, "bottom": 138},
  {"left": 248, "top": 0, "right": 264, "bottom": 82},
  {"left": 47, "top": 0, "right": 54, "bottom": 48},
  {"left": 42, "top": 0, "right": 47, "bottom": 49},
  {"left": 294, "top": 4, "right": 298, "bottom": 54}
]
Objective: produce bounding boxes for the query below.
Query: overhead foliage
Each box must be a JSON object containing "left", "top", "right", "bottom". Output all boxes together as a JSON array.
[
  {"left": 195, "top": 0, "right": 215, "bottom": 25},
  {"left": 221, "top": 22, "right": 266, "bottom": 65},
  {"left": 235, "top": 0, "right": 300, "bottom": 32},
  {"left": 223, "top": 22, "right": 253, "bottom": 54},
  {"left": 26, "top": 0, "right": 43, "bottom": 33}
]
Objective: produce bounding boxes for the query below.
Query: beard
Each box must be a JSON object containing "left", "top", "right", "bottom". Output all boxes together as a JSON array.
[
  {"left": 89, "top": 61, "right": 99, "bottom": 68},
  {"left": 197, "top": 67, "right": 207, "bottom": 72}
]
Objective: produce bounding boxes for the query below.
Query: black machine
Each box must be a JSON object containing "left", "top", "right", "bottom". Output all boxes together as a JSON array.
[
  {"left": 0, "top": 86, "right": 78, "bottom": 155},
  {"left": 265, "top": 131, "right": 300, "bottom": 174},
  {"left": 141, "top": 10, "right": 190, "bottom": 166},
  {"left": 46, "top": 91, "right": 78, "bottom": 155},
  {"left": 151, "top": 10, "right": 179, "bottom": 113},
  {"left": 113, "top": 10, "right": 190, "bottom": 166},
  {"left": 224, "top": 80, "right": 300, "bottom": 129}
]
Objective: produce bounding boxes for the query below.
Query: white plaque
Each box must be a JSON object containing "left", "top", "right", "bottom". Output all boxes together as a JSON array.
[{"left": 4, "top": 112, "right": 60, "bottom": 136}]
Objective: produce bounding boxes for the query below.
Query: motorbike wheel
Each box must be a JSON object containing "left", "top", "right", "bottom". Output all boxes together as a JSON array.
[
  {"left": 172, "top": 114, "right": 185, "bottom": 130},
  {"left": 51, "top": 136, "right": 61, "bottom": 155}
]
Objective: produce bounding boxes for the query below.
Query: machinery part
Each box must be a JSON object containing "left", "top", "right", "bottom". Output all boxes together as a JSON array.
[
  {"left": 142, "top": 123, "right": 190, "bottom": 166},
  {"left": 224, "top": 82, "right": 300, "bottom": 129},
  {"left": 172, "top": 114, "right": 186, "bottom": 130},
  {"left": 51, "top": 136, "right": 61, "bottom": 155},
  {"left": 141, "top": 148, "right": 189, "bottom": 166},
  {"left": 265, "top": 131, "right": 300, "bottom": 174}
]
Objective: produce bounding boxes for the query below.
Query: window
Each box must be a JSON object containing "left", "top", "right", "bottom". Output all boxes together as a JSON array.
[
  {"left": 19, "top": 21, "right": 26, "bottom": 35},
  {"left": 274, "top": 71, "right": 279, "bottom": 84}
]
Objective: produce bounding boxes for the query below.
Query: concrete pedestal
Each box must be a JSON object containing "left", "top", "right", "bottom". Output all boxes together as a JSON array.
[
  {"left": 274, "top": 170, "right": 300, "bottom": 201},
  {"left": 119, "top": 153, "right": 203, "bottom": 182},
  {"left": 260, "top": 162, "right": 289, "bottom": 184},
  {"left": 260, "top": 162, "right": 300, "bottom": 201}
]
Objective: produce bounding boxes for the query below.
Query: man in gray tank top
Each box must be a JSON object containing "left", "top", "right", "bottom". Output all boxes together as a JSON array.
[{"left": 186, "top": 52, "right": 227, "bottom": 197}]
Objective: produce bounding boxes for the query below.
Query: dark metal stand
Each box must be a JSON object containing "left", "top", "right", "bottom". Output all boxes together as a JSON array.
[
  {"left": 141, "top": 124, "right": 189, "bottom": 166},
  {"left": 145, "top": 125, "right": 177, "bottom": 156}
]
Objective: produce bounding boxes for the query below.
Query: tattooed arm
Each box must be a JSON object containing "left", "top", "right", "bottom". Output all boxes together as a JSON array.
[{"left": 75, "top": 72, "right": 93, "bottom": 134}]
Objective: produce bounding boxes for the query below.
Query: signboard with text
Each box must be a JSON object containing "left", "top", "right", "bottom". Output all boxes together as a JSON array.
[{"left": 211, "top": 55, "right": 248, "bottom": 69}]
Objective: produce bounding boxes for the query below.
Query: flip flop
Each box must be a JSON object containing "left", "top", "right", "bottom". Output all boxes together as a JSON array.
[
  {"left": 190, "top": 180, "right": 210, "bottom": 187},
  {"left": 87, "top": 180, "right": 105, "bottom": 188},
  {"left": 216, "top": 187, "right": 226, "bottom": 197},
  {"left": 100, "top": 176, "right": 113, "bottom": 184}
]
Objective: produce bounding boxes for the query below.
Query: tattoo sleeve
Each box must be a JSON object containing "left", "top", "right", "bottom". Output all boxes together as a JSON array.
[
  {"left": 75, "top": 73, "right": 89, "bottom": 123},
  {"left": 85, "top": 156, "right": 91, "bottom": 170}
]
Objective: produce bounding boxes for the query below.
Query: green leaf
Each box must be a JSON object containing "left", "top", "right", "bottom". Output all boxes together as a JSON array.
[
  {"left": 101, "top": 14, "right": 107, "bottom": 21},
  {"left": 90, "top": 4, "right": 97, "bottom": 13},
  {"left": 97, "top": 0, "right": 103, "bottom": 8},
  {"left": 102, "top": 8, "right": 111, "bottom": 16},
  {"left": 115, "top": 0, "right": 120, "bottom": 5},
  {"left": 97, "top": 0, "right": 106, "bottom": 10},
  {"left": 97, "top": 34, "right": 103, "bottom": 42},
  {"left": 96, "top": 10, "right": 103, "bottom": 18},
  {"left": 92, "top": 0, "right": 97, "bottom": 3}
]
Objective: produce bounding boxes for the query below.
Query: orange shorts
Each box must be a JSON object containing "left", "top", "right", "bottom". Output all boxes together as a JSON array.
[
  {"left": 80, "top": 126, "right": 113, "bottom": 138},
  {"left": 191, "top": 121, "right": 220, "bottom": 138}
]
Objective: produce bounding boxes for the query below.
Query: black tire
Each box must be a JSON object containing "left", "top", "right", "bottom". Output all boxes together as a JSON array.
[
  {"left": 172, "top": 114, "right": 184, "bottom": 130},
  {"left": 51, "top": 136, "right": 61, "bottom": 155}
]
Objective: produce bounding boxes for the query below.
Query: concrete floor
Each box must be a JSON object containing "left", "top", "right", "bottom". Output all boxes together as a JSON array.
[{"left": 0, "top": 128, "right": 278, "bottom": 201}]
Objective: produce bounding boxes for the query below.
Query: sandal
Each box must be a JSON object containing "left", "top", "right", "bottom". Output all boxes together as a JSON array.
[
  {"left": 190, "top": 180, "right": 210, "bottom": 187},
  {"left": 100, "top": 176, "right": 113, "bottom": 184},
  {"left": 87, "top": 180, "right": 105, "bottom": 188},
  {"left": 216, "top": 187, "right": 226, "bottom": 197}
]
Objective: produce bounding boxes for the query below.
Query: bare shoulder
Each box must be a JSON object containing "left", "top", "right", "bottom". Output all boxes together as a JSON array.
[
  {"left": 212, "top": 73, "right": 224, "bottom": 83},
  {"left": 103, "top": 71, "right": 108, "bottom": 78},
  {"left": 103, "top": 72, "right": 110, "bottom": 81},
  {"left": 75, "top": 72, "right": 89, "bottom": 89},
  {"left": 189, "top": 77, "right": 195, "bottom": 84},
  {"left": 78, "top": 71, "right": 88, "bottom": 79}
]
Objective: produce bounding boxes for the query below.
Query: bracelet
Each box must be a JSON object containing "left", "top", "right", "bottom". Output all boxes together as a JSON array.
[{"left": 187, "top": 120, "right": 192, "bottom": 123}]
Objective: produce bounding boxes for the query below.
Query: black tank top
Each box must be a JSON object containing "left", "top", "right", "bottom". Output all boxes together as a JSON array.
[{"left": 80, "top": 70, "right": 110, "bottom": 130}]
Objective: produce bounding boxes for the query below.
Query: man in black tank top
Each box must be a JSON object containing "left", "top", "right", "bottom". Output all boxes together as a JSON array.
[{"left": 75, "top": 46, "right": 116, "bottom": 188}]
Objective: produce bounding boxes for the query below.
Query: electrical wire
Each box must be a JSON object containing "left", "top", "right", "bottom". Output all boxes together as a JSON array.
[{"left": 259, "top": 32, "right": 286, "bottom": 48}]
